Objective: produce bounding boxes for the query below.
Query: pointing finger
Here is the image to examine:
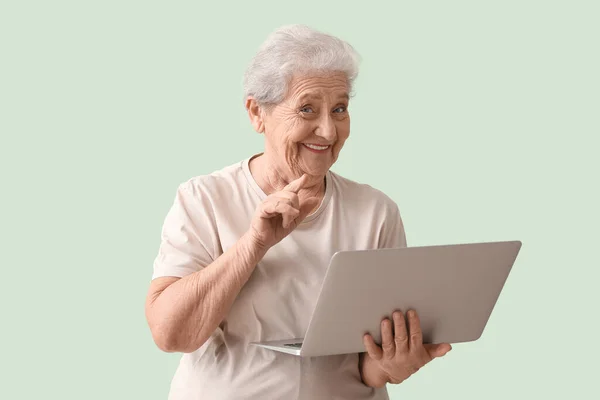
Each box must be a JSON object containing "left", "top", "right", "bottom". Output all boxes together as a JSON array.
[
  {"left": 272, "top": 191, "right": 300, "bottom": 209},
  {"left": 283, "top": 174, "right": 309, "bottom": 193},
  {"left": 261, "top": 200, "right": 299, "bottom": 220}
]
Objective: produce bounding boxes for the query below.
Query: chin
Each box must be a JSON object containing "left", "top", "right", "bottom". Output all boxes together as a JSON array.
[
  {"left": 296, "top": 152, "right": 336, "bottom": 176},
  {"left": 302, "top": 164, "right": 331, "bottom": 177}
]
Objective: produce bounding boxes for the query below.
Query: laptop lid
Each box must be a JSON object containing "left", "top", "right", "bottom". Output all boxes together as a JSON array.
[{"left": 299, "top": 240, "right": 522, "bottom": 357}]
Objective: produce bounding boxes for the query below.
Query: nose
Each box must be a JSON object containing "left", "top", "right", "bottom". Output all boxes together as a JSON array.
[{"left": 315, "top": 114, "right": 337, "bottom": 141}]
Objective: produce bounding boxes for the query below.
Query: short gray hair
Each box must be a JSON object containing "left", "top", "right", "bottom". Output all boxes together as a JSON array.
[{"left": 243, "top": 24, "right": 361, "bottom": 109}]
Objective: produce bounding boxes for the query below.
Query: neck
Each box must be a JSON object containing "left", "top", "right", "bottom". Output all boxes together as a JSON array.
[{"left": 248, "top": 152, "right": 326, "bottom": 202}]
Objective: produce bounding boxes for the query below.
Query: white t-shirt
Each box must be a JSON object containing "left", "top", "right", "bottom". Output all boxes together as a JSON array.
[{"left": 152, "top": 154, "right": 407, "bottom": 400}]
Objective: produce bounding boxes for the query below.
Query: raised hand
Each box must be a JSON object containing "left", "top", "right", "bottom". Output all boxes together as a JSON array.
[{"left": 247, "top": 174, "right": 320, "bottom": 251}]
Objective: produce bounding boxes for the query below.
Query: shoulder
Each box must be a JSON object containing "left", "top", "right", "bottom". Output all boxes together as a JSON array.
[
  {"left": 329, "top": 171, "right": 406, "bottom": 248},
  {"left": 329, "top": 170, "right": 399, "bottom": 213},
  {"left": 163, "top": 161, "right": 248, "bottom": 238},
  {"left": 177, "top": 160, "right": 247, "bottom": 202}
]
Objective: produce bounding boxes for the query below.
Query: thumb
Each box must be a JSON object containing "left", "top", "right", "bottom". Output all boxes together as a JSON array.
[
  {"left": 296, "top": 197, "right": 320, "bottom": 223},
  {"left": 424, "top": 343, "right": 452, "bottom": 358}
]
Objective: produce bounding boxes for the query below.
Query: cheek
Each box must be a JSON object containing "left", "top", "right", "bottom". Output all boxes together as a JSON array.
[
  {"left": 271, "top": 124, "right": 296, "bottom": 148},
  {"left": 333, "top": 141, "right": 345, "bottom": 157},
  {"left": 287, "top": 121, "right": 311, "bottom": 144},
  {"left": 330, "top": 125, "right": 349, "bottom": 157},
  {"left": 281, "top": 123, "right": 307, "bottom": 160},
  {"left": 337, "top": 122, "right": 350, "bottom": 143}
]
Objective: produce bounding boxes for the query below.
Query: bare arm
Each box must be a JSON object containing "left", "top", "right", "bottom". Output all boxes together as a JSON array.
[
  {"left": 145, "top": 232, "right": 267, "bottom": 353},
  {"left": 146, "top": 174, "right": 318, "bottom": 354}
]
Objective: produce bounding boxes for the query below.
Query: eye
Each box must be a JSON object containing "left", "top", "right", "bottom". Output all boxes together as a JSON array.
[
  {"left": 333, "top": 105, "right": 347, "bottom": 113},
  {"left": 300, "top": 105, "right": 314, "bottom": 113}
]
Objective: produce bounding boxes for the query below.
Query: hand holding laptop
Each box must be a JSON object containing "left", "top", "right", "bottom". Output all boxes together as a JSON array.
[
  {"left": 361, "top": 309, "right": 452, "bottom": 386},
  {"left": 251, "top": 240, "right": 522, "bottom": 358}
]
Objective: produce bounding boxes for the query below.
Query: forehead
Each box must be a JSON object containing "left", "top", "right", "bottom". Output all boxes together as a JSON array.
[{"left": 286, "top": 72, "right": 349, "bottom": 103}]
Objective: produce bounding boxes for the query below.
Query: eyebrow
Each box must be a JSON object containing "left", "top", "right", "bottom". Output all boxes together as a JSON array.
[{"left": 298, "top": 92, "right": 349, "bottom": 103}]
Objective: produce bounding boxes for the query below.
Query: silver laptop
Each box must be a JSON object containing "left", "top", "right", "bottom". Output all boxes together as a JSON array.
[{"left": 250, "top": 240, "right": 522, "bottom": 357}]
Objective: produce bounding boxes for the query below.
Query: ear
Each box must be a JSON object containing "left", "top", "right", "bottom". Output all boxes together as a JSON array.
[{"left": 245, "top": 96, "right": 265, "bottom": 134}]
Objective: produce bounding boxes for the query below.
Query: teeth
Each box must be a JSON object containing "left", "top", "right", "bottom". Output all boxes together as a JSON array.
[{"left": 304, "top": 144, "right": 329, "bottom": 150}]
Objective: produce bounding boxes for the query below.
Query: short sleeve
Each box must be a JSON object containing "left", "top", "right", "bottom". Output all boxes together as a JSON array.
[
  {"left": 378, "top": 202, "right": 408, "bottom": 249},
  {"left": 152, "top": 182, "right": 217, "bottom": 280}
]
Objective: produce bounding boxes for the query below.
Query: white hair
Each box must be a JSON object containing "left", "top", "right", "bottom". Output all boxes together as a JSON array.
[{"left": 243, "top": 24, "right": 361, "bottom": 109}]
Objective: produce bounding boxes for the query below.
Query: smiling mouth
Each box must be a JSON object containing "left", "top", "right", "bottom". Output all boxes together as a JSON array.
[{"left": 302, "top": 143, "right": 330, "bottom": 151}]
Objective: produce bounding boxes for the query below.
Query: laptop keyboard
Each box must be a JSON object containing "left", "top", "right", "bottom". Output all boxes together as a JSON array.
[{"left": 283, "top": 342, "right": 303, "bottom": 348}]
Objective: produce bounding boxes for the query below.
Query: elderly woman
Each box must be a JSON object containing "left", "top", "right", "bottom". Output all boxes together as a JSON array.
[{"left": 145, "top": 24, "right": 451, "bottom": 399}]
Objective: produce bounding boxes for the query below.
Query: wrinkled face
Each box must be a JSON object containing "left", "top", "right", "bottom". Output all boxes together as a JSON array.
[{"left": 261, "top": 72, "right": 351, "bottom": 177}]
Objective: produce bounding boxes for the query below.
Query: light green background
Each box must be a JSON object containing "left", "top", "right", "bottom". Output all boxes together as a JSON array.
[{"left": 1, "top": 1, "right": 598, "bottom": 399}]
